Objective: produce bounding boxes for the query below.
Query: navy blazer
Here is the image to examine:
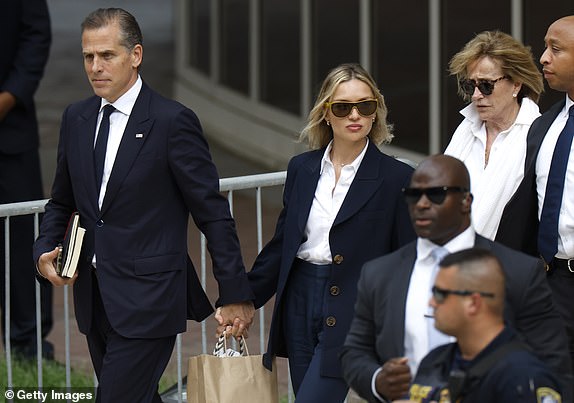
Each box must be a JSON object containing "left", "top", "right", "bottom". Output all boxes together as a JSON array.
[
  {"left": 341, "top": 234, "right": 572, "bottom": 403},
  {"left": 248, "top": 141, "right": 416, "bottom": 378},
  {"left": 496, "top": 100, "right": 565, "bottom": 256},
  {"left": 33, "top": 83, "right": 254, "bottom": 338},
  {"left": 0, "top": 0, "right": 51, "bottom": 154}
]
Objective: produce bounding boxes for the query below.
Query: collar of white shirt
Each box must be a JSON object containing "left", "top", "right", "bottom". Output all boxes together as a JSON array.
[{"left": 319, "top": 138, "right": 369, "bottom": 174}]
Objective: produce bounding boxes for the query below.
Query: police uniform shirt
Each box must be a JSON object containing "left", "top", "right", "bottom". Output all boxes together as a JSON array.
[{"left": 409, "top": 327, "right": 562, "bottom": 403}]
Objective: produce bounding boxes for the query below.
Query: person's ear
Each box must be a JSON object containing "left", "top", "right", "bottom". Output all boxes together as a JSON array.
[
  {"left": 461, "top": 192, "right": 472, "bottom": 211},
  {"left": 131, "top": 44, "right": 143, "bottom": 69}
]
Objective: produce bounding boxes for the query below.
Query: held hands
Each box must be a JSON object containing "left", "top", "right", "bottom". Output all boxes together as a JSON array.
[
  {"left": 375, "top": 357, "right": 412, "bottom": 401},
  {"left": 214, "top": 301, "right": 255, "bottom": 339},
  {"left": 37, "top": 247, "right": 78, "bottom": 286}
]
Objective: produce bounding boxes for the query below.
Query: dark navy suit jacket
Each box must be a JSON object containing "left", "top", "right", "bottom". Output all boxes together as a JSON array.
[
  {"left": 248, "top": 141, "right": 416, "bottom": 378},
  {"left": 33, "top": 83, "right": 254, "bottom": 338},
  {"left": 340, "top": 234, "right": 572, "bottom": 402}
]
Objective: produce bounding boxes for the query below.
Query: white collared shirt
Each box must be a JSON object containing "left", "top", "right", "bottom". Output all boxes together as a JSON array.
[
  {"left": 445, "top": 98, "right": 540, "bottom": 239},
  {"left": 295, "top": 139, "right": 369, "bottom": 264},
  {"left": 404, "top": 227, "right": 475, "bottom": 374},
  {"left": 95, "top": 76, "right": 142, "bottom": 209},
  {"left": 536, "top": 95, "right": 574, "bottom": 259}
]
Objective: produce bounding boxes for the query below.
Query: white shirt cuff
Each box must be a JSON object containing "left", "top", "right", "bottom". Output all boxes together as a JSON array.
[{"left": 371, "top": 367, "right": 388, "bottom": 402}]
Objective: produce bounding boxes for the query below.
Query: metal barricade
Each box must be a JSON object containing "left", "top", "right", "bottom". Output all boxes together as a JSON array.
[{"left": 1, "top": 171, "right": 291, "bottom": 402}]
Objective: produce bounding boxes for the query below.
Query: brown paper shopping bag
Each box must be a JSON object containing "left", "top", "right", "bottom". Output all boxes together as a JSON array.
[{"left": 187, "top": 333, "right": 278, "bottom": 403}]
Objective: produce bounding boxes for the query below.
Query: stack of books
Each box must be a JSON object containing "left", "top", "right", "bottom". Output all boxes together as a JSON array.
[{"left": 56, "top": 212, "right": 85, "bottom": 278}]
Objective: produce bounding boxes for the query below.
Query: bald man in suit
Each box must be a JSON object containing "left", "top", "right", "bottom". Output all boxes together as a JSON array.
[{"left": 340, "top": 155, "right": 572, "bottom": 402}]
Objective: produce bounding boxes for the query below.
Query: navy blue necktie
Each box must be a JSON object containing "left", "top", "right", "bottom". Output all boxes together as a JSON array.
[
  {"left": 94, "top": 104, "right": 115, "bottom": 189},
  {"left": 538, "top": 105, "right": 574, "bottom": 263}
]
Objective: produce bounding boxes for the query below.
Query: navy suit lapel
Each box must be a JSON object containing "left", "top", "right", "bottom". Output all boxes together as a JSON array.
[
  {"left": 78, "top": 98, "right": 102, "bottom": 213},
  {"left": 100, "top": 84, "right": 155, "bottom": 215},
  {"left": 334, "top": 142, "right": 382, "bottom": 226},
  {"left": 525, "top": 100, "right": 564, "bottom": 171},
  {"left": 296, "top": 152, "right": 322, "bottom": 233}
]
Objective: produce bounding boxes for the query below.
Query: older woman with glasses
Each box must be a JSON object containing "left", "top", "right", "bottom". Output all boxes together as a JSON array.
[
  {"left": 444, "top": 31, "right": 543, "bottom": 253},
  {"left": 242, "top": 63, "right": 416, "bottom": 401}
]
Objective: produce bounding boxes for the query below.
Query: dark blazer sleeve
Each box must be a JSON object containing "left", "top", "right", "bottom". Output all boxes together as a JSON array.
[
  {"left": 247, "top": 155, "right": 301, "bottom": 308},
  {"left": 1, "top": 0, "right": 51, "bottom": 102},
  {"left": 0, "top": 0, "right": 51, "bottom": 153},
  {"left": 340, "top": 250, "right": 407, "bottom": 403},
  {"left": 167, "top": 107, "right": 254, "bottom": 306}
]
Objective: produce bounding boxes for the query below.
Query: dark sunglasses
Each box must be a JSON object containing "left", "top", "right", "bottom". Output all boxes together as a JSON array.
[
  {"left": 432, "top": 285, "right": 495, "bottom": 304},
  {"left": 459, "top": 76, "right": 508, "bottom": 96},
  {"left": 402, "top": 186, "right": 469, "bottom": 205},
  {"left": 325, "top": 99, "right": 378, "bottom": 118}
]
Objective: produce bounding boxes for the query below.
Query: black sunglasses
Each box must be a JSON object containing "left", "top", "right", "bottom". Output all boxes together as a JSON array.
[
  {"left": 432, "top": 285, "right": 495, "bottom": 304},
  {"left": 459, "top": 76, "right": 508, "bottom": 97},
  {"left": 402, "top": 186, "right": 469, "bottom": 205},
  {"left": 325, "top": 100, "right": 378, "bottom": 118}
]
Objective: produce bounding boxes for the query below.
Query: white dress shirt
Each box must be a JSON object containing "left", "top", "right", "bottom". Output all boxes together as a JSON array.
[
  {"left": 445, "top": 98, "right": 540, "bottom": 239},
  {"left": 295, "top": 139, "right": 368, "bottom": 264},
  {"left": 536, "top": 95, "right": 574, "bottom": 259}
]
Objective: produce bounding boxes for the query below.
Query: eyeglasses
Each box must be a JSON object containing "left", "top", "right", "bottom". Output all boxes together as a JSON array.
[
  {"left": 459, "top": 76, "right": 508, "bottom": 96},
  {"left": 325, "top": 100, "right": 378, "bottom": 118},
  {"left": 402, "top": 186, "right": 469, "bottom": 205},
  {"left": 431, "top": 285, "right": 495, "bottom": 304}
]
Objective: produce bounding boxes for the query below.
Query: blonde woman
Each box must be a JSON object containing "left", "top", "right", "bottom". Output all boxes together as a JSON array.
[{"left": 246, "top": 63, "right": 416, "bottom": 401}]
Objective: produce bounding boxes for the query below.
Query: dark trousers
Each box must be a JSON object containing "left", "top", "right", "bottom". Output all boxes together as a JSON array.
[
  {"left": 547, "top": 263, "right": 574, "bottom": 399},
  {"left": 283, "top": 258, "right": 349, "bottom": 402},
  {"left": 0, "top": 149, "right": 53, "bottom": 351},
  {"left": 87, "top": 272, "right": 176, "bottom": 403}
]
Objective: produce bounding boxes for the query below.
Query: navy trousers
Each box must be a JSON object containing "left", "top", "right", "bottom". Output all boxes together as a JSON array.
[
  {"left": 283, "top": 258, "right": 349, "bottom": 402},
  {"left": 87, "top": 271, "right": 176, "bottom": 403}
]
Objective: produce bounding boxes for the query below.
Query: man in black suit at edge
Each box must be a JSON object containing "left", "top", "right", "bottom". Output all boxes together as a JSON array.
[
  {"left": 340, "top": 154, "right": 572, "bottom": 402},
  {"left": 0, "top": 0, "right": 53, "bottom": 359}
]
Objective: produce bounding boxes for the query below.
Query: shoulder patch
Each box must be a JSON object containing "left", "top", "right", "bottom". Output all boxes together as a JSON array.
[{"left": 537, "top": 386, "right": 561, "bottom": 403}]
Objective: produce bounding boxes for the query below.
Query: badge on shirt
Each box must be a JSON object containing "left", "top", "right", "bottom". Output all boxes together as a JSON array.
[
  {"left": 409, "top": 384, "right": 450, "bottom": 402},
  {"left": 536, "top": 387, "right": 561, "bottom": 403}
]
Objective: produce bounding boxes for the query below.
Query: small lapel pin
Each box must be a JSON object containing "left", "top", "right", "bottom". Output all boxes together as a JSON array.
[{"left": 135, "top": 133, "right": 144, "bottom": 139}]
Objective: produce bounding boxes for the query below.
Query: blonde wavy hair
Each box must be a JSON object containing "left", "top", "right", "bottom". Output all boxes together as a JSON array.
[
  {"left": 299, "top": 63, "right": 393, "bottom": 149},
  {"left": 449, "top": 30, "right": 543, "bottom": 103}
]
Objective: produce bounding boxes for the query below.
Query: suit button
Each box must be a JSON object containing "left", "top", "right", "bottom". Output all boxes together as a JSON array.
[
  {"left": 329, "top": 286, "right": 340, "bottom": 296},
  {"left": 96, "top": 220, "right": 104, "bottom": 227},
  {"left": 333, "top": 254, "right": 344, "bottom": 264},
  {"left": 325, "top": 316, "right": 336, "bottom": 327}
]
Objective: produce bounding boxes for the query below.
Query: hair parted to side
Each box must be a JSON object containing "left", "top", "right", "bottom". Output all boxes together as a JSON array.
[
  {"left": 449, "top": 30, "right": 543, "bottom": 103},
  {"left": 81, "top": 8, "right": 143, "bottom": 51},
  {"left": 299, "top": 63, "right": 393, "bottom": 150}
]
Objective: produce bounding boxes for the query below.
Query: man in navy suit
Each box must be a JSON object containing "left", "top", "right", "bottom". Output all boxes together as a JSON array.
[
  {"left": 494, "top": 15, "right": 574, "bottom": 383},
  {"left": 33, "top": 8, "right": 254, "bottom": 402},
  {"left": 340, "top": 155, "right": 572, "bottom": 402},
  {"left": 0, "top": 0, "right": 53, "bottom": 359}
]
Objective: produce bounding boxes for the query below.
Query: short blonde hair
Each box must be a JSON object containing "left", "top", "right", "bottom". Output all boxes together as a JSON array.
[
  {"left": 299, "top": 63, "right": 393, "bottom": 149},
  {"left": 449, "top": 31, "right": 543, "bottom": 103}
]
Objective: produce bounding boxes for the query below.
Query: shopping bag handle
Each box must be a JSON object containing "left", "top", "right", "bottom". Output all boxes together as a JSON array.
[{"left": 213, "top": 331, "right": 249, "bottom": 357}]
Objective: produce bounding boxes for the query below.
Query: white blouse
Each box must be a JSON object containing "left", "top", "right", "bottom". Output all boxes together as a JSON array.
[{"left": 445, "top": 97, "right": 540, "bottom": 240}]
